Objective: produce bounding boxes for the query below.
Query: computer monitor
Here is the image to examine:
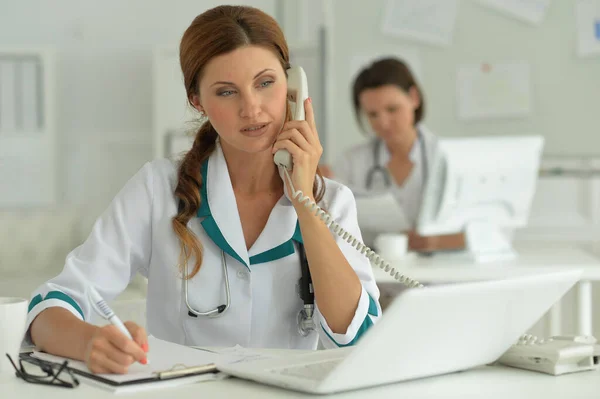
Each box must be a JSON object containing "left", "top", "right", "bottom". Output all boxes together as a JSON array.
[{"left": 416, "top": 135, "right": 544, "bottom": 263}]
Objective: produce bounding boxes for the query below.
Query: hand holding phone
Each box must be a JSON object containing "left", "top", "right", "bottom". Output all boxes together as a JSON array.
[{"left": 273, "top": 66, "right": 310, "bottom": 171}]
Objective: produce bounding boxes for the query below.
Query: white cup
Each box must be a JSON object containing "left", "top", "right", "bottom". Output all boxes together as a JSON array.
[
  {"left": 374, "top": 233, "right": 408, "bottom": 260},
  {"left": 0, "top": 297, "right": 28, "bottom": 376}
]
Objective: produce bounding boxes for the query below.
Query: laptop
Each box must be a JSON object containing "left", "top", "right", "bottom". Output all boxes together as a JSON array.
[{"left": 218, "top": 270, "right": 581, "bottom": 394}]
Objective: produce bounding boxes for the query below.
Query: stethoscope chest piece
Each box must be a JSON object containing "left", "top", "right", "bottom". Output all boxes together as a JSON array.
[{"left": 297, "top": 307, "right": 316, "bottom": 337}]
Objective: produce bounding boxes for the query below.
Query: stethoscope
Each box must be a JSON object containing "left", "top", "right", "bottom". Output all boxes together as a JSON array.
[
  {"left": 181, "top": 203, "right": 316, "bottom": 336},
  {"left": 365, "top": 129, "right": 428, "bottom": 190}
]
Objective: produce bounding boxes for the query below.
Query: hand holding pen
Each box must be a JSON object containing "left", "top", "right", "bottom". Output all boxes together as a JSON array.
[
  {"left": 84, "top": 286, "right": 149, "bottom": 374},
  {"left": 69, "top": 265, "right": 149, "bottom": 374},
  {"left": 84, "top": 320, "right": 149, "bottom": 374}
]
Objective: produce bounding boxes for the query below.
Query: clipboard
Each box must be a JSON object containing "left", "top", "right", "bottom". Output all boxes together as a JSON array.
[
  {"left": 19, "top": 352, "right": 221, "bottom": 393},
  {"left": 19, "top": 352, "right": 219, "bottom": 382},
  {"left": 18, "top": 336, "right": 234, "bottom": 393}
]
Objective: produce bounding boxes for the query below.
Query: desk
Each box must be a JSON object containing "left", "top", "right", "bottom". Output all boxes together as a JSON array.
[
  {"left": 372, "top": 242, "right": 600, "bottom": 336},
  {"left": 3, "top": 365, "right": 600, "bottom": 398}
]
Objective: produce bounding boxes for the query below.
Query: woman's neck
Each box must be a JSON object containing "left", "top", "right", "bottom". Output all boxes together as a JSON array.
[
  {"left": 220, "top": 144, "right": 283, "bottom": 195},
  {"left": 385, "top": 126, "right": 418, "bottom": 157}
]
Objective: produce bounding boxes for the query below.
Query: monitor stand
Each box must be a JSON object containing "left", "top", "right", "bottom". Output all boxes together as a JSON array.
[{"left": 464, "top": 221, "right": 518, "bottom": 263}]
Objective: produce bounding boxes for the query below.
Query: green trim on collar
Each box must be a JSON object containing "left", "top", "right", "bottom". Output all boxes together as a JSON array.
[
  {"left": 197, "top": 159, "right": 210, "bottom": 218},
  {"left": 249, "top": 222, "right": 304, "bottom": 265},
  {"left": 292, "top": 222, "right": 303, "bottom": 244},
  {"left": 250, "top": 240, "right": 295, "bottom": 265},
  {"left": 196, "top": 158, "right": 247, "bottom": 267},
  {"left": 196, "top": 158, "right": 304, "bottom": 268},
  {"left": 200, "top": 217, "right": 247, "bottom": 266},
  {"left": 322, "top": 293, "right": 378, "bottom": 347}
]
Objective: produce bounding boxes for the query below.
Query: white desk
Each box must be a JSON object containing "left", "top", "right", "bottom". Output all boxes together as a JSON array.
[
  {"left": 3, "top": 365, "right": 600, "bottom": 398},
  {"left": 372, "top": 242, "right": 600, "bottom": 336}
]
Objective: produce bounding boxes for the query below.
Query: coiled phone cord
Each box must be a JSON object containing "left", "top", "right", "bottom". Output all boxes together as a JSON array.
[{"left": 281, "top": 167, "right": 423, "bottom": 289}]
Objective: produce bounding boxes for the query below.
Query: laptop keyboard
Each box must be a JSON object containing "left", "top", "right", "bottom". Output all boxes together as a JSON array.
[{"left": 268, "top": 359, "right": 342, "bottom": 381}]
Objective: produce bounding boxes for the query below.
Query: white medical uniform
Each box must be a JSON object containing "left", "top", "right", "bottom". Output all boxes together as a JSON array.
[
  {"left": 25, "top": 142, "right": 381, "bottom": 350},
  {"left": 333, "top": 124, "right": 438, "bottom": 228}
]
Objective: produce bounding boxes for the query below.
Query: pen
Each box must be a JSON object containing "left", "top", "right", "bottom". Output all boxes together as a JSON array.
[{"left": 87, "top": 286, "right": 134, "bottom": 340}]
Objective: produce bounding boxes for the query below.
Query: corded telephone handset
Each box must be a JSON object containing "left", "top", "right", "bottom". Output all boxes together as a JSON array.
[{"left": 275, "top": 67, "right": 599, "bottom": 376}]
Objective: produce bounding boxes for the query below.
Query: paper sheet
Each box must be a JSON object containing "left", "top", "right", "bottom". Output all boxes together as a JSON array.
[
  {"left": 354, "top": 192, "right": 411, "bottom": 234},
  {"left": 478, "top": 0, "right": 551, "bottom": 25},
  {"left": 210, "top": 345, "right": 278, "bottom": 365},
  {"left": 381, "top": 0, "right": 458, "bottom": 46},
  {"left": 457, "top": 62, "right": 531, "bottom": 120},
  {"left": 576, "top": 0, "right": 600, "bottom": 57}
]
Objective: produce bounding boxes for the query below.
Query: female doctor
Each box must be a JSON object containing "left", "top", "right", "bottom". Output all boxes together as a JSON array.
[
  {"left": 27, "top": 5, "right": 381, "bottom": 375},
  {"left": 324, "top": 58, "right": 464, "bottom": 252}
]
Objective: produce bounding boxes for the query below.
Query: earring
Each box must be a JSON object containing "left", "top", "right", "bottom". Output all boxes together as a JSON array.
[{"left": 199, "top": 110, "right": 208, "bottom": 122}]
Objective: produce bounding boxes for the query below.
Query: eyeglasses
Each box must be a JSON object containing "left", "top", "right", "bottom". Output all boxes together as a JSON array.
[{"left": 5, "top": 353, "right": 80, "bottom": 389}]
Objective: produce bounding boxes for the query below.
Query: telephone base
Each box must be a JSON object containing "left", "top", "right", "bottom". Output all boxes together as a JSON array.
[{"left": 496, "top": 337, "right": 600, "bottom": 376}]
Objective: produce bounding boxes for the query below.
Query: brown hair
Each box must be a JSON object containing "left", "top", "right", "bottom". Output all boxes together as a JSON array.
[
  {"left": 351, "top": 57, "right": 425, "bottom": 131},
  {"left": 173, "top": 5, "right": 325, "bottom": 279}
]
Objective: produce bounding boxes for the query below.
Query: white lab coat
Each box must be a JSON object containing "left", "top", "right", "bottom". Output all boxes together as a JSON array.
[
  {"left": 25, "top": 142, "right": 381, "bottom": 350},
  {"left": 333, "top": 124, "right": 438, "bottom": 229}
]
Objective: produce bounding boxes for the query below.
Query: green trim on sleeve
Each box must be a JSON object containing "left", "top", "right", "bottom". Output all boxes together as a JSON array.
[
  {"left": 27, "top": 294, "right": 43, "bottom": 313},
  {"left": 44, "top": 291, "right": 85, "bottom": 320},
  {"left": 322, "top": 293, "right": 379, "bottom": 347},
  {"left": 367, "top": 293, "right": 379, "bottom": 317},
  {"left": 321, "top": 315, "right": 374, "bottom": 348}
]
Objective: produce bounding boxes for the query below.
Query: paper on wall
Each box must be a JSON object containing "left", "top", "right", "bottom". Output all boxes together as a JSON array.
[
  {"left": 477, "top": 0, "right": 551, "bottom": 25},
  {"left": 456, "top": 62, "right": 532, "bottom": 120},
  {"left": 381, "top": 0, "right": 458, "bottom": 47},
  {"left": 576, "top": 0, "right": 600, "bottom": 57}
]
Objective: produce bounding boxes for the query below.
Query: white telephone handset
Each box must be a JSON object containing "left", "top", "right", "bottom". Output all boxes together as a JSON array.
[{"left": 274, "top": 66, "right": 308, "bottom": 170}]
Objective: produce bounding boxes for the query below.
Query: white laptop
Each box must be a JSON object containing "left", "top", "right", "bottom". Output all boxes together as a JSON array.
[{"left": 218, "top": 270, "right": 581, "bottom": 394}]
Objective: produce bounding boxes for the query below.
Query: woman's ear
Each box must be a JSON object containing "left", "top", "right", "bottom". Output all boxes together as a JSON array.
[
  {"left": 190, "top": 95, "right": 203, "bottom": 113},
  {"left": 408, "top": 86, "right": 421, "bottom": 110}
]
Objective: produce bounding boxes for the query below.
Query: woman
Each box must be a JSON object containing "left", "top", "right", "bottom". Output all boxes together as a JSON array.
[
  {"left": 326, "top": 58, "right": 464, "bottom": 252},
  {"left": 26, "top": 5, "right": 381, "bottom": 375}
]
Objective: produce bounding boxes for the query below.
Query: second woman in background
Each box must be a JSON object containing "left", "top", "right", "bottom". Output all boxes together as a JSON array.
[{"left": 324, "top": 57, "right": 463, "bottom": 252}]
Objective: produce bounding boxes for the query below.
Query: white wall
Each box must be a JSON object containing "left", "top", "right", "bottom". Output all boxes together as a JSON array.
[
  {"left": 0, "top": 0, "right": 276, "bottom": 211},
  {"left": 325, "top": 0, "right": 600, "bottom": 164}
]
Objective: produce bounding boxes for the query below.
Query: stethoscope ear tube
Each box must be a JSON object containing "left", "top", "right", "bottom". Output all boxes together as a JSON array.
[
  {"left": 297, "top": 243, "right": 314, "bottom": 304},
  {"left": 366, "top": 130, "right": 427, "bottom": 190}
]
